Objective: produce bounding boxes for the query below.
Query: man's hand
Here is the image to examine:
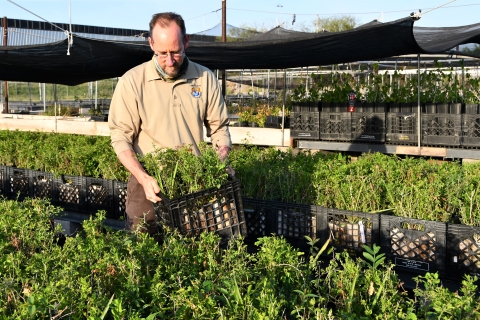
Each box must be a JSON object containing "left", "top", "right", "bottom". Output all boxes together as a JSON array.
[
  {"left": 216, "top": 145, "right": 230, "bottom": 162},
  {"left": 139, "top": 174, "right": 162, "bottom": 203},
  {"left": 226, "top": 165, "right": 235, "bottom": 177},
  {"left": 117, "top": 149, "right": 162, "bottom": 203},
  {"left": 216, "top": 145, "right": 235, "bottom": 177}
]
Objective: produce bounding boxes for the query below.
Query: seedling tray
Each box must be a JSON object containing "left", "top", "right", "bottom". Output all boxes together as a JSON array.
[
  {"left": 153, "top": 179, "right": 247, "bottom": 244},
  {"left": 290, "top": 111, "right": 320, "bottom": 139},
  {"left": 351, "top": 112, "right": 386, "bottom": 142},
  {"left": 446, "top": 224, "right": 480, "bottom": 281},
  {"left": 242, "top": 198, "right": 269, "bottom": 243},
  {"left": 320, "top": 112, "right": 352, "bottom": 141},
  {"left": 53, "top": 175, "right": 86, "bottom": 212},
  {"left": 6, "top": 167, "right": 31, "bottom": 200},
  {"left": 422, "top": 114, "right": 462, "bottom": 146},
  {"left": 380, "top": 215, "right": 446, "bottom": 276},
  {"left": 318, "top": 206, "right": 380, "bottom": 257},
  {"left": 267, "top": 200, "right": 320, "bottom": 251},
  {"left": 85, "top": 177, "right": 113, "bottom": 217},
  {"left": 30, "top": 170, "right": 54, "bottom": 199},
  {"left": 113, "top": 180, "right": 128, "bottom": 220},
  {"left": 386, "top": 112, "right": 417, "bottom": 144}
]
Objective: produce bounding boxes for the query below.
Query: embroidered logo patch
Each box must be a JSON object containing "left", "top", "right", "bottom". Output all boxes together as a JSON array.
[{"left": 191, "top": 87, "right": 201, "bottom": 98}]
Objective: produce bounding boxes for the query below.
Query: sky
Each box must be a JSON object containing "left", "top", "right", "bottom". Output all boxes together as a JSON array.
[{"left": 2, "top": 0, "right": 480, "bottom": 34}]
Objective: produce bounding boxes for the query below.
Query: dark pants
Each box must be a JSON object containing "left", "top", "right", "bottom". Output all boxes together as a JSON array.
[{"left": 126, "top": 174, "right": 158, "bottom": 236}]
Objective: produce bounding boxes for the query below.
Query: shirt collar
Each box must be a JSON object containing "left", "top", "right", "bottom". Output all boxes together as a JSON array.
[{"left": 146, "top": 56, "right": 200, "bottom": 83}]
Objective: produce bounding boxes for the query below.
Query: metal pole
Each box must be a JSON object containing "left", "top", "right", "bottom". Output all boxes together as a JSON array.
[
  {"left": 281, "top": 69, "right": 286, "bottom": 147},
  {"left": 417, "top": 54, "right": 421, "bottom": 149},
  {"left": 221, "top": 0, "right": 227, "bottom": 98},
  {"left": 43, "top": 83, "right": 46, "bottom": 112},
  {"left": 267, "top": 69, "right": 270, "bottom": 107},
  {"left": 54, "top": 84, "right": 57, "bottom": 132},
  {"left": 95, "top": 81, "right": 98, "bottom": 111},
  {"left": 28, "top": 82, "right": 32, "bottom": 111},
  {"left": 2, "top": 16, "right": 8, "bottom": 114}
]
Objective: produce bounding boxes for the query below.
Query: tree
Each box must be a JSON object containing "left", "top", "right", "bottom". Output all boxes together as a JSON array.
[
  {"left": 462, "top": 44, "right": 480, "bottom": 57},
  {"left": 311, "top": 15, "right": 359, "bottom": 32},
  {"left": 224, "top": 23, "right": 267, "bottom": 42},
  {"left": 273, "top": 15, "right": 359, "bottom": 33}
]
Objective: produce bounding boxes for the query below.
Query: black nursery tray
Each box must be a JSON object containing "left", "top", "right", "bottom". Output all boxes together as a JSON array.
[{"left": 153, "top": 179, "right": 247, "bottom": 244}]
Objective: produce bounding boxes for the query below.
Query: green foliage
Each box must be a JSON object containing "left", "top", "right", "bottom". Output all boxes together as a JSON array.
[
  {"left": 0, "top": 130, "right": 129, "bottom": 181},
  {"left": 313, "top": 247, "right": 415, "bottom": 319},
  {"left": 1, "top": 198, "right": 480, "bottom": 318},
  {"left": 461, "top": 44, "right": 480, "bottom": 57},
  {"left": 313, "top": 15, "right": 359, "bottom": 32},
  {"left": 141, "top": 142, "right": 229, "bottom": 199},
  {"left": 44, "top": 104, "right": 80, "bottom": 116},
  {"left": 413, "top": 273, "right": 480, "bottom": 318}
]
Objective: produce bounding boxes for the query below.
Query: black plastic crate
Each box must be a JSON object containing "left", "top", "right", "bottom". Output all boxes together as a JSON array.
[
  {"left": 113, "top": 180, "right": 128, "bottom": 220},
  {"left": 85, "top": 177, "right": 113, "bottom": 217},
  {"left": 446, "top": 224, "right": 480, "bottom": 281},
  {"left": 380, "top": 215, "right": 446, "bottom": 276},
  {"left": 318, "top": 207, "right": 380, "bottom": 257},
  {"left": 242, "top": 198, "right": 269, "bottom": 242},
  {"left": 320, "top": 112, "right": 352, "bottom": 141},
  {"left": 30, "top": 170, "right": 54, "bottom": 199},
  {"left": 267, "top": 201, "right": 320, "bottom": 250},
  {"left": 462, "top": 114, "right": 480, "bottom": 147},
  {"left": 5, "top": 167, "right": 31, "bottom": 200},
  {"left": 153, "top": 179, "right": 247, "bottom": 244},
  {"left": 386, "top": 112, "right": 418, "bottom": 144},
  {"left": 292, "top": 101, "right": 320, "bottom": 112},
  {"left": 422, "top": 114, "right": 462, "bottom": 146},
  {"left": 351, "top": 112, "right": 386, "bottom": 142},
  {"left": 0, "top": 165, "right": 5, "bottom": 195},
  {"left": 53, "top": 175, "right": 86, "bottom": 212},
  {"left": 265, "top": 116, "right": 289, "bottom": 129},
  {"left": 290, "top": 111, "right": 320, "bottom": 139}
]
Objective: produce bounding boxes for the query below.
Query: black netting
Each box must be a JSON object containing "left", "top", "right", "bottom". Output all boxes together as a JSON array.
[{"left": 1, "top": 17, "right": 480, "bottom": 85}]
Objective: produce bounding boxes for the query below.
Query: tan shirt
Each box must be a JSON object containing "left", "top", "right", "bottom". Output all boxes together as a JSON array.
[{"left": 108, "top": 58, "right": 231, "bottom": 156}]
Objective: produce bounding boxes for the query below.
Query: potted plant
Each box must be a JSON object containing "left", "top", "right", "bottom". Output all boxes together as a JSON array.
[{"left": 238, "top": 108, "right": 254, "bottom": 127}]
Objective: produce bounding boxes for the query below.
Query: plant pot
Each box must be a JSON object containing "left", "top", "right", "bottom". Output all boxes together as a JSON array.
[
  {"left": 248, "top": 122, "right": 259, "bottom": 127},
  {"left": 424, "top": 102, "right": 436, "bottom": 114},
  {"left": 332, "top": 102, "right": 346, "bottom": 113},
  {"left": 90, "top": 115, "right": 108, "bottom": 122},
  {"left": 388, "top": 102, "right": 400, "bottom": 112},
  {"left": 354, "top": 101, "right": 363, "bottom": 113},
  {"left": 320, "top": 101, "right": 331, "bottom": 112},
  {"left": 363, "top": 102, "right": 375, "bottom": 113},
  {"left": 400, "top": 102, "right": 412, "bottom": 112},
  {"left": 449, "top": 103, "right": 462, "bottom": 114},
  {"left": 436, "top": 103, "right": 449, "bottom": 114},
  {"left": 375, "top": 102, "right": 387, "bottom": 113},
  {"left": 465, "top": 103, "right": 478, "bottom": 115},
  {"left": 239, "top": 121, "right": 249, "bottom": 127}
]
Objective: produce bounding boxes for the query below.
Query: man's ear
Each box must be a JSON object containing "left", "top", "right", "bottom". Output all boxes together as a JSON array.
[
  {"left": 148, "top": 37, "right": 155, "bottom": 52},
  {"left": 184, "top": 34, "right": 190, "bottom": 50}
]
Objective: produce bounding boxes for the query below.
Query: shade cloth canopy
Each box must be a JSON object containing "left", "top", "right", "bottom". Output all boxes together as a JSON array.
[{"left": 1, "top": 17, "right": 480, "bottom": 85}]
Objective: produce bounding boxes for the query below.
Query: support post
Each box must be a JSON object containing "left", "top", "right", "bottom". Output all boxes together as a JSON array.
[
  {"left": 221, "top": 0, "right": 226, "bottom": 98},
  {"left": 417, "top": 54, "right": 421, "bottom": 149},
  {"left": 2, "top": 16, "right": 8, "bottom": 114},
  {"left": 281, "top": 69, "right": 286, "bottom": 147}
]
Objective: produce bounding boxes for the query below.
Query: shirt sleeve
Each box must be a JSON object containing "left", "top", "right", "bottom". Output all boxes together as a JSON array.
[
  {"left": 204, "top": 72, "right": 232, "bottom": 149},
  {"left": 108, "top": 75, "right": 141, "bottom": 156}
]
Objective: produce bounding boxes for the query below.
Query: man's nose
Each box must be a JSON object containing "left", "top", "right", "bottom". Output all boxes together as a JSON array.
[{"left": 165, "top": 54, "right": 176, "bottom": 66}]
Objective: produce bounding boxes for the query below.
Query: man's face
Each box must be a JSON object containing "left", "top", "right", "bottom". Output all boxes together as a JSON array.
[{"left": 148, "top": 22, "right": 189, "bottom": 78}]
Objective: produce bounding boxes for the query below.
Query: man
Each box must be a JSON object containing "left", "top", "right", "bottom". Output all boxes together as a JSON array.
[{"left": 108, "top": 12, "right": 232, "bottom": 235}]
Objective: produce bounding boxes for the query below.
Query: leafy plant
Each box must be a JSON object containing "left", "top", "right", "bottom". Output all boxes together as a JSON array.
[{"left": 141, "top": 142, "right": 229, "bottom": 199}]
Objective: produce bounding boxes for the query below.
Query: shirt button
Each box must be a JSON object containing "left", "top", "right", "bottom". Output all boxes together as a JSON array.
[{"left": 174, "top": 95, "right": 177, "bottom": 99}]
